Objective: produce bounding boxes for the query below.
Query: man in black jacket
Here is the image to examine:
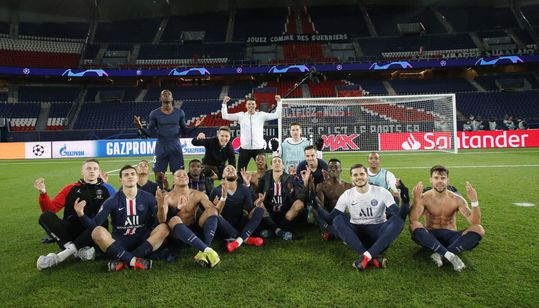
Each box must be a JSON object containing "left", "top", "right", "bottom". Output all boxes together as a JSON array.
[{"left": 191, "top": 126, "right": 236, "bottom": 180}]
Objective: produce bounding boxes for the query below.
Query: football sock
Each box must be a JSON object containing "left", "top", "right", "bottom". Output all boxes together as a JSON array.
[
  {"left": 57, "top": 242, "right": 77, "bottom": 262},
  {"left": 203, "top": 215, "right": 218, "bottom": 245},
  {"left": 240, "top": 207, "right": 264, "bottom": 241},
  {"left": 332, "top": 215, "right": 365, "bottom": 254},
  {"left": 412, "top": 228, "right": 449, "bottom": 256},
  {"left": 106, "top": 241, "right": 134, "bottom": 264},
  {"left": 173, "top": 224, "right": 207, "bottom": 251},
  {"left": 217, "top": 216, "right": 238, "bottom": 238},
  {"left": 448, "top": 231, "right": 482, "bottom": 253},
  {"left": 132, "top": 241, "right": 153, "bottom": 258},
  {"left": 368, "top": 215, "right": 404, "bottom": 257}
]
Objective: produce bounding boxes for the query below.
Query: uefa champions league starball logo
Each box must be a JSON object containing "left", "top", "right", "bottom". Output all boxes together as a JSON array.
[{"left": 32, "top": 144, "right": 45, "bottom": 156}]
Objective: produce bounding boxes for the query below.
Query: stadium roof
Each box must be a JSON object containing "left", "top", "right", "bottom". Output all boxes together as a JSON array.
[{"left": 0, "top": 0, "right": 526, "bottom": 22}]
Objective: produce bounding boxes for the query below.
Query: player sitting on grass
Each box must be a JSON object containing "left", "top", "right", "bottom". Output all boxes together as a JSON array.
[
  {"left": 210, "top": 165, "right": 265, "bottom": 252},
  {"left": 410, "top": 165, "right": 485, "bottom": 272},
  {"left": 74, "top": 165, "right": 169, "bottom": 271},
  {"left": 313, "top": 164, "right": 405, "bottom": 271},
  {"left": 161, "top": 169, "right": 220, "bottom": 268},
  {"left": 34, "top": 159, "right": 115, "bottom": 270}
]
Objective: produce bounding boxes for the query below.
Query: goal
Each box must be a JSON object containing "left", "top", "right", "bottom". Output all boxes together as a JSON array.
[{"left": 278, "top": 94, "right": 457, "bottom": 153}]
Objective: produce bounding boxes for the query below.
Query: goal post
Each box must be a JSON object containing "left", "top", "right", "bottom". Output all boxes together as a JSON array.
[{"left": 278, "top": 94, "right": 458, "bottom": 153}]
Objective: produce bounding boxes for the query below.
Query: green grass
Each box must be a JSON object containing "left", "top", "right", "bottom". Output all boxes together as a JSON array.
[{"left": 1, "top": 148, "right": 538, "bottom": 307}]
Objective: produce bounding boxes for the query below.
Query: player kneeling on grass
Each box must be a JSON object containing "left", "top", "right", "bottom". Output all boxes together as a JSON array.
[
  {"left": 75, "top": 165, "right": 169, "bottom": 271},
  {"left": 210, "top": 165, "right": 264, "bottom": 253},
  {"left": 313, "top": 164, "right": 405, "bottom": 271},
  {"left": 410, "top": 165, "right": 485, "bottom": 272},
  {"left": 160, "top": 169, "right": 220, "bottom": 268}
]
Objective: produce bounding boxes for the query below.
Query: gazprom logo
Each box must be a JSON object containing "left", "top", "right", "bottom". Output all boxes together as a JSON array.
[{"left": 59, "top": 144, "right": 85, "bottom": 157}]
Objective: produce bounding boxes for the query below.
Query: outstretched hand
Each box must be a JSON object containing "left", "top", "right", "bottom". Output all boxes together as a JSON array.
[
  {"left": 222, "top": 96, "right": 231, "bottom": 105},
  {"left": 240, "top": 167, "right": 252, "bottom": 185},
  {"left": 465, "top": 181, "right": 478, "bottom": 203},
  {"left": 412, "top": 181, "right": 424, "bottom": 200},
  {"left": 34, "top": 177, "right": 46, "bottom": 194}
]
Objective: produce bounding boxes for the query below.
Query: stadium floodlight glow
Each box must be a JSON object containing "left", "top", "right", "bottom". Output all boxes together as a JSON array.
[{"left": 278, "top": 94, "right": 457, "bottom": 154}]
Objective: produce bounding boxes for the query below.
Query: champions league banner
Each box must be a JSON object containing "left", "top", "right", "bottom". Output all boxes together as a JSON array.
[{"left": 246, "top": 33, "right": 349, "bottom": 44}]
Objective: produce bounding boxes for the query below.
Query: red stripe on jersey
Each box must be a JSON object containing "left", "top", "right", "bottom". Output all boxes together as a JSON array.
[
  {"left": 274, "top": 182, "right": 281, "bottom": 197},
  {"left": 129, "top": 199, "right": 134, "bottom": 216}
]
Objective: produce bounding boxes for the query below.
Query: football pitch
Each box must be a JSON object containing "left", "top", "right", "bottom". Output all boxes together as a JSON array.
[{"left": 1, "top": 148, "right": 538, "bottom": 307}]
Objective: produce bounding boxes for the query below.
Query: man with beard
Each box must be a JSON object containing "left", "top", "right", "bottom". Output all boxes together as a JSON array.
[
  {"left": 134, "top": 89, "right": 202, "bottom": 188},
  {"left": 187, "top": 159, "right": 214, "bottom": 195},
  {"left": 221, "top": 95, "right": 282, "bottom": 171},
  {"left": 313, "top": 164, "right": 404, "bottom": 271},
  {"left": 161, "top": 169, "right": 220, "bottom": 268},
  {"left": 315, "top": 158, "right": 352, "bottom": 241},
  {"left": 210, "top": 165, "right": 265, "bottom": 252},
  {"left": 191, "top": 126, "right": 235, "bottom": 180},
  {"left": 136, "top": 159, "right": 158, "bottom": 195},
  {"left": 410, "top": 165, "right": 484, "bottom": 272}
]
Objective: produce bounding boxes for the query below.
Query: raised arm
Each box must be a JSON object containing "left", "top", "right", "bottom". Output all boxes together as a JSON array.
[
  {"left": 457, "top": 181, "right": 481, "bottom": 226},
  {"left": 221, "top": 96, "right": 240, "bottom": 121},
  {"left": 264, "top": 95, "right": 282, "bottom": 121},
  {"left": 156, "top": 187, "right": 168, "bottom": 223},
  {"left": 409, "top": 182, "right": 426, "bottom": 229}
]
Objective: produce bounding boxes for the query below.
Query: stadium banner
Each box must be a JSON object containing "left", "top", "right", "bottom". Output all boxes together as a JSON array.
[
  {"left": 0, "top": 142, "right": 26, "bottom": 159},
  {"left": 96, "top": 138, "right": 204, "bottom": 157},
  {"left": 25, "top": 142, "right": 52, "bottom": 159},
  {"left": 52, "top": 141, "right": 97, "bottom": 158},
  {"left": 379, "top": 129, "right": 539, "bottom": 151},
  {"left": 246, "top": 33, "right": 348, "bottom": 44}
]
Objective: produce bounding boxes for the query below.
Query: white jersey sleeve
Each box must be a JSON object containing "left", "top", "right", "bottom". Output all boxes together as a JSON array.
[{"left": 386, "top": 170, "right": 398, "bottom": 193}]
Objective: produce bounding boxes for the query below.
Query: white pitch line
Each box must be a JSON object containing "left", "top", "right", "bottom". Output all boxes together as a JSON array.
[{"left": 0, "top": 159, "right": 143, "bottom": 166}]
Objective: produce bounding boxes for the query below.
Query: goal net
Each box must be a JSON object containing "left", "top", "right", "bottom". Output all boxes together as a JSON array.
[{"left": 278, "top": 94, "right": 457, "bottom": 153}]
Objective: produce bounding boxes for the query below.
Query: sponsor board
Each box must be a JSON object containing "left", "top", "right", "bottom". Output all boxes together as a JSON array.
[
  {"left": 97, "top": 138, "right": 204, "bottom": 157},
  {"left": 52, "top": 141, "right": 97, "bottom": 158},
  {"left": 25, "top": 142, "right": 52, "bottom": 159},
  {"left": 379, "top": 130, "right": 539, "bottom": 151},
  {"left": 0, "top": 142, "right": 25, "bottom": 159}
]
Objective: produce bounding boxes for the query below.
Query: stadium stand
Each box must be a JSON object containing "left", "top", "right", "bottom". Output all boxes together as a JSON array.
[
  {"left": 162, "top": 13, "right": 229, "bottom": 42},
  {"left": 0, "top": 103, "right": 41, "bottom": 131}
]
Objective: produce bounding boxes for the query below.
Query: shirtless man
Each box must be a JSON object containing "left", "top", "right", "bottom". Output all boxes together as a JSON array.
[
  {"left": 160, "top": 169, "right": 220, "bottom": 268},
  {"left": 315, "top": 158, "right": 352, "bottom": 240},
  {"left": 410, "top": 165, "right": 485, "bottom": 272},
  {"left": 241, "top": 153, "right": 267, "bottom": 192}
]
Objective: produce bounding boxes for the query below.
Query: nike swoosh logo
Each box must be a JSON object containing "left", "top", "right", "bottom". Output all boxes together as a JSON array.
[{"left": 119, "top": 207, "right": 125, "bottom": 211}]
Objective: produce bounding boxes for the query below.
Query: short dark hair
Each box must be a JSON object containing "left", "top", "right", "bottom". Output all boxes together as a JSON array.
[
  {"left": 246, "top": 97, "right": 256, "bottom": 103},
  {"left": 304, "top": 145, "right": 316, "bottom": 152},
  {"left": 84, "top": 158, "right": 100, "bottom": 165},
  {"left": 119, "top": 165, "right": 137, "bottom": 178},
  {"left": 349, "top": 163, "right": 367, "bottom": 175},
  {"left": 189, "top": 159, "right": 202, "bottom": 166},
  {"left": 328, "top": 158, "right": 341, "bottom": 165},
  {"left": 290, "top": 122, "right": 301, "bottom": 127},
  {"left": 218, "top": 126, "right": 231, "bottom": 133},
  {"left": 430, "top": 165, "right": 449, "bottom": 177}
]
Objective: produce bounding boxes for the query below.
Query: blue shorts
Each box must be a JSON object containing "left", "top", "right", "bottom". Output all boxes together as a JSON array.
[
  {"left": 112, "top": 230, "right": 151, "bottom": 251},
  {"left": 153, "top": 142, "right": 184, "bottom": 173},
  {"left": 429, "top": 229, "right": 463, "bottom": 246}
]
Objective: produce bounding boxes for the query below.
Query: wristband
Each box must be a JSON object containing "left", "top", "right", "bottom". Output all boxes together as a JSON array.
[{"left": 471, "top": 201, "right": 479, "bottom": 208}]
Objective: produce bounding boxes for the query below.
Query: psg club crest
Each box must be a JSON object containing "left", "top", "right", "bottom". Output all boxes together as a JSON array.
[{"left": 370, "top": 199, "right": 379, "bottom": 206}]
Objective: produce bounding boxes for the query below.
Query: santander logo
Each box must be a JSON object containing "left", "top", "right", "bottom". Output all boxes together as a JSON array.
[{"left": 401, "top": 134, "right": 421, "bottom": 150}]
